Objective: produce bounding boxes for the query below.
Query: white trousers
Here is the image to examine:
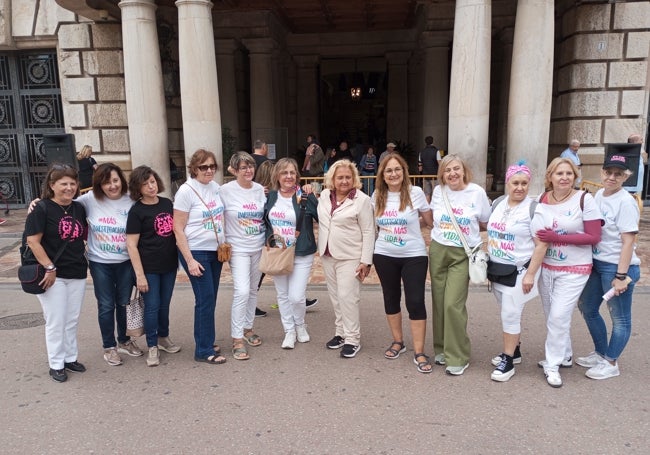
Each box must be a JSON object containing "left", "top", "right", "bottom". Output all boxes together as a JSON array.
[
  {"left": 321, "top": 256, "right": 361, "bottom": 346},
  {"left": 229, "top": 249, "right": 262, "bottom": 338},
  {"left": 37, "top": 278, "right": 86, "bottom": 369},
  {"left": 273, "top": 254, "right": 314, "bottom": 332},
  {"left": 538, "top": 268, "right": 589, "bottom": 372}
]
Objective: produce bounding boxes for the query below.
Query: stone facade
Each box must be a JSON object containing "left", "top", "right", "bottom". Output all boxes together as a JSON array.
[
  {"left": 1, "top": 0, "right": 649, "bottom": 203},
  {"left": 551, "top": 1, "right": 650, "bottom": 184}
]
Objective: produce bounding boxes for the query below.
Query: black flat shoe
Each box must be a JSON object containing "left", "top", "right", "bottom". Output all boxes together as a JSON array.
[
  {"left": 64, "top": 361, "right": 86, "bottom": 373},
  {"left": 49, "top": 368, "right": 68, "bottom": 383}
]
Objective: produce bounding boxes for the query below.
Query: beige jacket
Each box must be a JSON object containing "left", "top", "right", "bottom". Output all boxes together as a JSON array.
[{"left": 317, "top": 189, "right": 375, "bottom": 265}]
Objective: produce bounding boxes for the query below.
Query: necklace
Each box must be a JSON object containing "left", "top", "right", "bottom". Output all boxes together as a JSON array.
[
  {"left": 53, "top": 201, "right": 72, "bottom": 215},
  {"left": 551, "top": 190, "right": 572, "bottom": 203},
  {"left": 500, "top": 201, "right": 520, "bottom": 223}
]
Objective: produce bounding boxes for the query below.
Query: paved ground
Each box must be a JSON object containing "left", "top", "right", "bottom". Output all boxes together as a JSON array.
[{"left": 0, "top": 208, "right": 649, "bottom": 454}]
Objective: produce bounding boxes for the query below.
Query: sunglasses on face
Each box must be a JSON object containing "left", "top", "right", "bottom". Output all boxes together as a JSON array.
[{"left": 197, "top": 164, "right": 217, "bottom": 172}]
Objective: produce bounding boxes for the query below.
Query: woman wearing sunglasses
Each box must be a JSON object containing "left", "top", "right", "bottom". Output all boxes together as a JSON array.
[{"left": 173, "top": 149, "right": 227, "bottom": 365}]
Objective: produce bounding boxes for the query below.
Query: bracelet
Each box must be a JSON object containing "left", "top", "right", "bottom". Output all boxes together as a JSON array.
[
  {"left": 615, "top": 275, "right": 628, "bottom": 281},
  {"left": 615, "top": 272, "right": 627, "bottom": 278},
  {"left": 45, "top": 268, "right": 57, "bottom": 273}
]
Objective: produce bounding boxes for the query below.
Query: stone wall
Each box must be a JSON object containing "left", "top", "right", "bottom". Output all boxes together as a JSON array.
[
  {"left": 551, "top": 1, "right": 650, "bottom": 183},
  {"left": 57, "top": 21, "right": 132, "bottom": 170}
]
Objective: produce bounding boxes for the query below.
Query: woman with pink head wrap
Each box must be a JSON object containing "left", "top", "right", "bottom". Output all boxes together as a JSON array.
[{"left": 487, "top": 161, "right": 547, "bottom": 382}]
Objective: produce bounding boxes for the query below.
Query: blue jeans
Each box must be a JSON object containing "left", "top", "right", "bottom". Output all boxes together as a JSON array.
[
  {"left": 142, "top": 270, "right": 177, "bottom": 348},
  {"left": 578, "top": 259, "right": 640, "bottom": 361},
  {"left": 89, "top": 260, "right": 134, "bottom": 349},
  {"left": 180, "top": 251, "right": 223, "bottom": 358}
]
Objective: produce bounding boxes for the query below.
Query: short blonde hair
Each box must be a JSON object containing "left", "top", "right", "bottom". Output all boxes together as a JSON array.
[
  {"left": 323, "top": 159, "right": 362, "bottom": 191},
  {"left": 437, "top": 154, "right": 473, "bottom": 185},
  {"left": 544, "top": 157, "right": 579, "bottom": 190},
  {"left": 76, "top": 145, "right": 92, "bottom": 160}
]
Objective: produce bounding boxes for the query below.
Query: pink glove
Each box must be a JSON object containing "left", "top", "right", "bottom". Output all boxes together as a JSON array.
[{"left": 536, "top": 228, "right": 560, "bottom": 243}]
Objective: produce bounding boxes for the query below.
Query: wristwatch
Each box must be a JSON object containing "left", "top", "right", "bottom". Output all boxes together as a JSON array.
[{"left": 45, "top": 264, "right": 56, "bottom": 272}]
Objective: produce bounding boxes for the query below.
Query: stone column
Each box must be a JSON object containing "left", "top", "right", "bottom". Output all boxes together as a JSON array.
[
  {"left": 507, "top": 0, "right": 554, "bottom": 195},
  {"left": 386, "top": 52, "right": 410, "bottom": 144},
  {"left": 176, "top": 0, "right": 223, "bottom": 181},
  {"left": 294, "top": 55, "right": 320, "bottom": 147},
  {"left": 0, "top": 0, "right": 13, "bottom": 47},
  {"left": 243, "top": 38, "right": 276, "bottom": 146},
  {"left": 215, "top": 38, "right": 240, "bottom": 148},
  {"left": 420, "top": 33, "right": 451, "bottom": 151},
  {"left": 119, "top": 0, "right": 170, "bottom": 192},
  {"left": 495, "top": 28, "right": 514, "bottom": 188},
  {"left": 448, "top": 0, "right": 491, "bottom": 189}
]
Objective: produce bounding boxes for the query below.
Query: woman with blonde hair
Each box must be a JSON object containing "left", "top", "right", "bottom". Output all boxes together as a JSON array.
[
  {"left": 536, "top": 157, "right": 602, "bottom": 387},
  {"left": 76, "top": 144, "right": 98, "bottom": 189},
  {"left": 429, "top": 154, "right": 491, "bottom": 375},
  {"left": 372, "top": 154, "right": 433, "bottom": 372},
  {"left": 318, "top": 159, "right": 375, "bottom": 358}
]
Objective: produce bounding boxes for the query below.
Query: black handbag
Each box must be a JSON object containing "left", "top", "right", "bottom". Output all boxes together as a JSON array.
[{"left": 487, "top": 260, "right": 531, "bottom": 288}]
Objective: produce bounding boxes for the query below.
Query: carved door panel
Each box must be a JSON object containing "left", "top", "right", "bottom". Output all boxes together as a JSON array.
[{"left": 0, "top": 52, "right": 65, "bottom": 208}]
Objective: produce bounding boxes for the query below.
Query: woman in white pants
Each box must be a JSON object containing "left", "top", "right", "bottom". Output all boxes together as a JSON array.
[
  {"left": 24, "top": 164, "right": 88, "bottom": 383},
  {"left": 263, "top": 158, "right": 319, "bottom": 349},
  {"left": 536, "top": 157, "right": 602, "bottom": 388},
  {"left": 221, "top": 152, "right": 267, "bottom": 360}
]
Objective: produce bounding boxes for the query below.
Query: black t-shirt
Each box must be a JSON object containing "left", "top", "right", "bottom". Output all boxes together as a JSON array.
[
  {"left": 24, "top": 199, "right": 88, "bottom": 279},
  {"left": 78, "top": 157, "right": 97, "bottom": 188},
  {"left": 126, "top": 197, "right": 178, "bottom": 274},
  {"left": 252, "top": 154, "right": 269, "bottom": 179}
]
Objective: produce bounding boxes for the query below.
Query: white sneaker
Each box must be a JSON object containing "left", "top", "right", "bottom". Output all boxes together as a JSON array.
[
  {"left": 103, "top": 347, "right": 123, "bottom": 366},
  {"left": 445, "top": 363, "right": 469, "bottom": 376},
  {"left": 576, "top": 351, "right": 601, "bottom": 368},
  {"left": 544, "top": 369, "right": 562, "bottom": 388},
  {"left": 585, "top": 359, "right": 620, "bottom": 380},
  {"left": 537, "top": 357, "right": 573, "bottom": 369},
  {"left": 296, "top": 325, "right": 310, "bottom": 343},
  {"left": 282, "top": 331, "right": 297, "bottom": 349},
  {"left": 147, "top": 346, "right": 160, "bottom": 367}
]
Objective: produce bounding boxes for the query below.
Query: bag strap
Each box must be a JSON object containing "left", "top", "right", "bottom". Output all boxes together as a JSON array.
[
  {"left": 493, "top": 195, "right": 537, "bottom": 219},
  {"left": 295, "top": 196, "right": 307, "bottom": 239},
  {"left": 23, "top": 200, "right": 69, "bottom": 265},
  {"left": 185, "top": 182, "right": 222, "bottom": 244},
  {"left": 441, "top": 187, "right": 472, "bottom": 255}
]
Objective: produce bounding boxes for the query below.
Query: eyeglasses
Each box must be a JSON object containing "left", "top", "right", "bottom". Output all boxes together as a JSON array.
[
  {"left": 602, "top": 169, "right": 626, "bottom": 179},
  {"left": 238, "top": 165, "right": 255, "bottom": 172},
  {"left": 197, "top": 164, "right": 217, "bottom": 172},
  {"left": 384, "top": 167, "right": 403, "bottom": 175}
]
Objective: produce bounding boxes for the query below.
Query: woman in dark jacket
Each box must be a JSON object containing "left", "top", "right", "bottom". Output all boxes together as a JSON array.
[{"left": 263, "top": 158, "right": 318, "bottom": 349}]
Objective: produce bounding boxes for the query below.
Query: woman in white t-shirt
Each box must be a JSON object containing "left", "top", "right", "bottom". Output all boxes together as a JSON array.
[
  {"left": 576, "top": 154, "right": 641, "bottom": 380},
  {"left": 536, "top": 157, "right": 602, "bottom": 388},
  {"left": 486, "top": 162, "right": 547, "bottom": 382},
  {"left": 429, "top": 154, "right": 491, "bottom": 376},
  {"left": 372, "top": 155, "right": 433, "bottom": 373},
  {"left": 220, "top": 152, "right": 267, "bottom": 360},
  {"left": 173, "top": 149, "right": 227, "bottom": 365}
]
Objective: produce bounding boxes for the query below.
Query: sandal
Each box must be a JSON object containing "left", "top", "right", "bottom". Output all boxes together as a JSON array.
[
  {"left": 232, "top": 340, "right": 250, "bottom": 360},
  {"left": 244, "top": 330, "right": 262, "bottom": 347},
  {"left": 413, "top": 353, "right": 433, "bottom": 374},
  {"left": 194, "top": 353, "right": 227, "bottom": 364},
  {"left": 384, "top": 341, "right": 406, "bottom": 359}
]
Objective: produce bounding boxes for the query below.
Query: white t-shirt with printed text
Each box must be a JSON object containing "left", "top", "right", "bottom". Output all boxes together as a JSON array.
[
  {"left": 220, "top": 180, "right": 267, "bottom": 253},
  {"left": 430, "top": 183, "right": 491, "bottom": 248},
  {"left": 372, "top": 186, "right": 430, "bottom": 257},
  {"left": 173, "top": 179, "right": 225, "bottom": 250},
  {"left": 267, "top": 194, "right": 298, "bottom": 247},
  {"left": 592, "top": 188, "right": 640, "bottom": 265}
]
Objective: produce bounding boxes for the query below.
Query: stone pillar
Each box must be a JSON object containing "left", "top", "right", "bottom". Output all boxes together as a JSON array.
[
  {"left": 420, "top": 33, "right": 451, "bottom": 150},
  {"left": 0, "top": 0, "right": 13, "bottom": 47},
  {"left": 176, "top": 0, "right": 223, "bottom": 182},
  {"left": 215, "top": 38, "right": 240, "bottom": 148},
  {"left": 386, "top": 52, "right": 410, "bottom": 144},
  {"left": 294, "top": 55, "right": 320, "bottom": 147},
  {"left": 495, "top": 28, "right": 514, "bottom": 188},
  {"left": 507, "top": 0, "right": 554, "bottom": 195},
  {"left": 119, "top": 0, "right": 171, "bottom": 192},
  {"left": 243, "top": 38, "right": 276, "bottom": 146},
  {"left": 448, "top": 0, "right": 491, "bottom": 189}
]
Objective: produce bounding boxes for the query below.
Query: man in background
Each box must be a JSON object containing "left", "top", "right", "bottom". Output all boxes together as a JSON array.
[
  {"left": 560, "top": 139, "right": 582, "bottom": 187},
  {"left": 418, "top": 136, "right": 441, "bottom": 202}
]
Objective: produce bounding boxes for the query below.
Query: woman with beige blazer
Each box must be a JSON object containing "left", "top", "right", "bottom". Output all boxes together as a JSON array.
[{"left": 318, "top": 159, "right": 375, "bottom": 358}]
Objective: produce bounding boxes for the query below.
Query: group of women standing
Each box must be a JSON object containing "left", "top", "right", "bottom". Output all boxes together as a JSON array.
[{"left": 25, "top": 146, "right": 640, "bottom": 386}]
